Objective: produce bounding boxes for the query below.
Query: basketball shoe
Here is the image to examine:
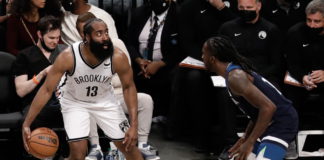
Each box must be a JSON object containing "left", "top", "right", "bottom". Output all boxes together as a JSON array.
[
  {"left": 85, "top": 144, "right": 104, "bottom": 160},
  {"left": 139, "top": 143, "right": 160, "bottom": 160}
]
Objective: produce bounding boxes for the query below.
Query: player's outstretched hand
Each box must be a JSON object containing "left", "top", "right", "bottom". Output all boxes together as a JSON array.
[
  {"left": 123, "top": 126, "right": 138, "bottom": 152},
  {"left": 228, "top": 137, "right": 245, "bottom": 158},
  {"left": 22, "top": 124, "right": 31, "bottom": 152}
]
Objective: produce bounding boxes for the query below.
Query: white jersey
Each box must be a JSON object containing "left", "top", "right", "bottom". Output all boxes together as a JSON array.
[{"left": 59, "top": 41, "right": 118, "bottom": 107}]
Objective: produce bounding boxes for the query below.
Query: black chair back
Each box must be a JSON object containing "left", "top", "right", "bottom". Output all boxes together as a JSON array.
[{"left": 0, "top": 51, "right": 18, "bottom": 112}]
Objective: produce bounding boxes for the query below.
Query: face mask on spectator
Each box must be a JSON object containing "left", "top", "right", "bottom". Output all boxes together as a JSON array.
[
  {"left": 307, "top": 26, "right": 324, "bottom": 37},
  {"left": 61, "top": 0, "right": 75, "bottom": 12},
  {"left": 238, "top": 10, "right": 257, "bottom": 22},
  {"left": 149, "top": 0, "right": 169, "bottom": 15},
  {"left": 40, "top": 38, "right": 56, "bottom": 52}
]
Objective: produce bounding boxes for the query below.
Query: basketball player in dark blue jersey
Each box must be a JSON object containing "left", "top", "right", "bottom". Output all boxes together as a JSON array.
[{"left": 201, "top": 36, "right": 298, "bottom": 160}]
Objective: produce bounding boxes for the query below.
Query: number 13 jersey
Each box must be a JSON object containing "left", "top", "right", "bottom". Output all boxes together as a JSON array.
[{"left": 59, "top": 41, "right": 119, "bottom": 107}]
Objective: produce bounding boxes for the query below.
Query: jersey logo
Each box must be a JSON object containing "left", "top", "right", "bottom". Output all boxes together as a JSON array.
[
  {"left": 272, "top": 9, "right": 278, "bottom": 14},
  {"left": 258, "top": 31, "right": 267, "bottom": 39},
  {"left": 200, "top": 9, "right": 207, "bottom": 14},
  {"left": 234, "top": 33, "right": 242, "bottom": 37},
  {"left": 302, "top": 43, "right": 309, "bottom": 47},
  {"left": 119, "top": 120, "right": 130, "bottom": 133},
  {"left": 256, "top": 146, "right": 270, "bottom": 160},
  {"left": 104, "top": 62, "right": 111, "bottom": 66}
]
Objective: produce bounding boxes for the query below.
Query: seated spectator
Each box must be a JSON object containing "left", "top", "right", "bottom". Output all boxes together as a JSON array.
[
  {"left": 11, "top": 15, "right": 67, "bottom": 159},
  {"left": 261, "top": 0, "right": 312, "bottom": 33},
  {"left": 75, "top": 13, "right": 159, "bottom": 160},
  {"left": 6, "top": 0, "right": 62, "bottom": 55},
  {"left": 283, "top": 1, "right": 324, "bottom": 158},
  {"left": 75, "top": 12, "right": 96, "bottom": 39},
  {"left": 219, "top": 0, "right": 283, "bottom": 88},
  {"left": 284, "top": 0, "right": 324, "bottom": 123},
  {"left": 60, "top": 0, "right": 118, "bottom": 45},
  {"left": 126, "top": 0, "right": 181, "bottom": 119}
]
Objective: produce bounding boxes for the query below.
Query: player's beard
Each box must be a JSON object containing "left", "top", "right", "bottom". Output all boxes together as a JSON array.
[{"left": 89, "top": 39, "right": 114, "bottom": 61}]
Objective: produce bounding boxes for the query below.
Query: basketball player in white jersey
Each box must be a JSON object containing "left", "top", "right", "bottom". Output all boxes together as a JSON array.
[{"left": 22, "top": 18, "right": 144, "bottom": 160}]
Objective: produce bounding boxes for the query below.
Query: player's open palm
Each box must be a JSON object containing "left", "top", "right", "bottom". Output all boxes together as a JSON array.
[
  {"left": 123, "top": 126, "right": 138, "bottom": 152},
  {"left": 229, "top": 137, "right": 245, "bottom": 157},
  {"left": 22, "top": 125, "right": 31, "bottom": 152}
]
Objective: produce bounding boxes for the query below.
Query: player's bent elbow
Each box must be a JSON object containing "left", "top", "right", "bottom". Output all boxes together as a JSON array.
[
  {"left": 16, "top": 89, "right": 27, "bottom": 98},
  {"left": 267, "top": 104, "right": 277, "bottom": 115}
]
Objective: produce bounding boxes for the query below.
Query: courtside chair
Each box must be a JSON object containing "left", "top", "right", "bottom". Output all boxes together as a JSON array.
[
  {"left": 0, "top": 51, "right": 23, "bottom": 159},
  {"left": 297, "top": 93, "right": 324, "bottom": 157},
  {"left": 0, "top": 51, "right": 22, "bottom": 133}
]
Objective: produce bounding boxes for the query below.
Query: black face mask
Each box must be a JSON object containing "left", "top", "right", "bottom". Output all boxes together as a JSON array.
[
  {"left": 40, "top": 38, "right": 56, "bottom": 52},
  {"left": 238, "top": 10, "right": 257, "bottom": 22},
  {"left": 89, "top": 39, "right": 114, "bottom": 61},
  {"left": 61, "top": 0, "right": 75, "bottom": 12},
  {"left": 149, "top": 0, "right": 169, "bottom": 15},
  {"left": 307, "top": 26, "right": 324, "bottom": 36}
]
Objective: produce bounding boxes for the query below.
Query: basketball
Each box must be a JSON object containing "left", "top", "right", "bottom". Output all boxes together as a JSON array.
[{"left": 28, "top": 127, "right": 59, "bottom": 159}]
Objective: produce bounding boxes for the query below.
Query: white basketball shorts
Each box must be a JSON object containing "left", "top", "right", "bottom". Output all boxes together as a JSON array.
[{"left": 60, "top": 98, "right": 129, "bottom": 142}]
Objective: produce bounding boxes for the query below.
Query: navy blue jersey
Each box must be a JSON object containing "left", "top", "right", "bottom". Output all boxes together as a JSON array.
[{"left": 225, "top": 63, "right": 298, "bottom": 147}]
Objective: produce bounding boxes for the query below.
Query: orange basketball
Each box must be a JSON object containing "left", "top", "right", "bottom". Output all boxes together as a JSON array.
[{"left": 28, "top": 127, "right": 59, "bottom": 159}]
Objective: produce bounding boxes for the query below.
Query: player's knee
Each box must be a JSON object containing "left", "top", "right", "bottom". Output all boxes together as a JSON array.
[
  {"left": 69, "top": 152, "right": 86, "bottom": 160},
  {"left": 137, "top": 93, "right": 153, "bottom": 111},
  {"left": 69, "top": 140, "right": 88, "bottom": 160}
]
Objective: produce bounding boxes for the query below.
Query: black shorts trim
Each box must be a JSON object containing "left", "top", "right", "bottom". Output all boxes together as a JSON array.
[
  {"left": 67, "top": 136, "right": 89, "bottom": 142},
  {"left": 106, "top": 136, "right": 124, "bottom": 141}
]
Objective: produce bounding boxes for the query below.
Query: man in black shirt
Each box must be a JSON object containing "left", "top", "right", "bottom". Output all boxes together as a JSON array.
[
  {"left": 219, "top": 0, "right": 283, "bottom": 88},
  {"left": 283, "top": 0, "right": 324, "bottom": 159},
  {"left": 12, "top": 16, "right": 66, "bottom": 130},
  {"left": 284, "top": 0, "right": 324, "bottom": 121}
]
